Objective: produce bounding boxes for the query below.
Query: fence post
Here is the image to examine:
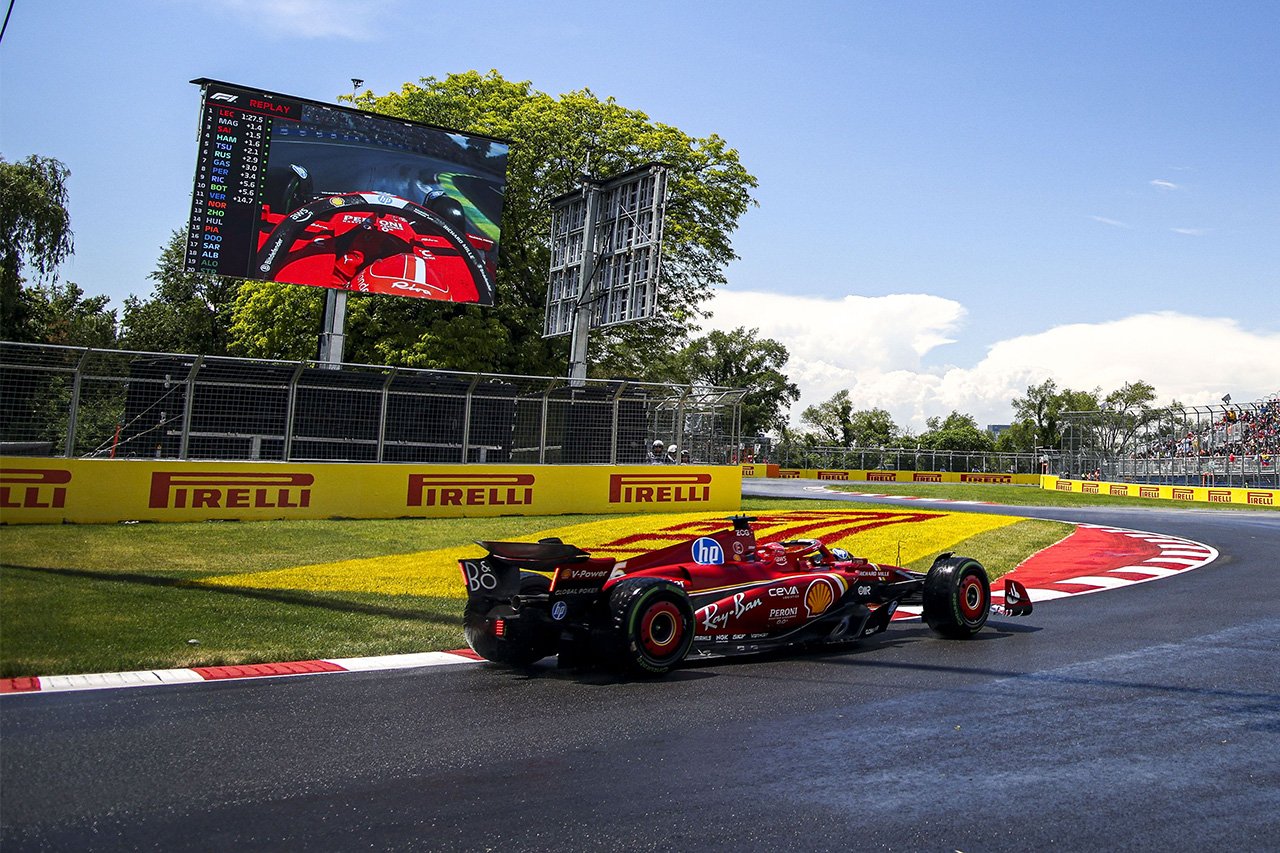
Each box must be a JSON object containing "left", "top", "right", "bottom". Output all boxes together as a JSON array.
[
  {"left": 283, "top": 361, "right": 305, "bottom": 461},
  {"left": 675, "top": 386, "right": 690, "bottom": 456},
  {"left": 461, "top": 374, "right": 480, "bottom": 463},
  {"left": 178, "top": 355, "right": 204, "bottom": 460},
  {"left": 538, "top": 383, "right": 554, "bottom": 465},
  {"left": 609, "top": 381, "right": 626, "bottom": 465},
  {"left": 64, "top": 348, "right": 91, "bottom": 458},
  {"left": 376, "top": 367, "right": 396, "bottom": 463}
]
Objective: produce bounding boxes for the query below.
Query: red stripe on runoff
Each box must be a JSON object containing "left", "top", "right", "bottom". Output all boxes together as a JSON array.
[
  {"left": 0, "top": 677, "right": 41, "bottom": 693},
  {"left": 1006, "top": 525, "right": 1163, "bottom": 587},
  {"left": 193, "top": 660, "right": 346, "bottom": 680}
]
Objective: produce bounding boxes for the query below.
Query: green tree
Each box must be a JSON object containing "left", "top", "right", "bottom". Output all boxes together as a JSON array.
[
  {"left": 917, "top": 411, "right": 994, "bottom": 452},
  {"left": 120, "top": 229, "right": 241, "bottom": 355},
  {"left": 226, "top": 280, "right": 324, "bottom": 360},
  {"left": 225, "top": 70, "right": 758, "bottom": 375},
  {"left": 1097, "top": 380, "right": 1159, "bottom": 453},
  {"left": 800, "top": 390, "right": 854, "bottom": 445},
  {"left": 1011, "top": 380, "right": 1102, "bottom": 450},
  {"left": 847, "top": 407, "right": 899, "bottom": 447},
  {"left": 664, "top": 327, "right": 799, "bottom": 436},
  {"left": 993, "top": 419, "right": 1039, "bottom": 453},
  {"left": 1, "top": 155, "right": 74, "bottom": 340},
  {"left": 20, "top": 281, "right": 116, "bottom": 347}
]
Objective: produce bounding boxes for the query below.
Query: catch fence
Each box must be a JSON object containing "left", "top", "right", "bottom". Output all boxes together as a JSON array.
[{"left": 0, "top": 342, "right": 744, "bottom": 466}]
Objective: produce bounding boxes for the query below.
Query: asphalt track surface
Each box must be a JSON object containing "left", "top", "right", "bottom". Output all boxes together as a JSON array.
[{"left": 2, "top": 484, "right": 1278, "bottom": 851}]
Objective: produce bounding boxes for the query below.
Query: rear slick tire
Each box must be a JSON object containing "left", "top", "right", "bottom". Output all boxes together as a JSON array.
[
  {"left": 609, "top": 578, "right": 695, "bottom": 677},
  {"left": 922, "top": 556, "right": 990, "bottom": 638}
]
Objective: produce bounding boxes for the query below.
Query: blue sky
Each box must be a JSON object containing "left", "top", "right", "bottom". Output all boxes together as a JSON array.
[{"left": 3, "top": 0, "right": 1277, "bottom": 429}]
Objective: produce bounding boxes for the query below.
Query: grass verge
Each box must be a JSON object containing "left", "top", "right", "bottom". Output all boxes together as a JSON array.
[{"left": 2, "top": 497, "right": 1070, "bottom": 677}]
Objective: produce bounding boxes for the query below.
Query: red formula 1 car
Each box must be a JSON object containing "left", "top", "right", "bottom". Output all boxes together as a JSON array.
[
  {"left": 255, "top": 181, "right": 497, "bottom": 304},
  {"left": 460, "top": 516, "right": 1033, "bottom": 676}
]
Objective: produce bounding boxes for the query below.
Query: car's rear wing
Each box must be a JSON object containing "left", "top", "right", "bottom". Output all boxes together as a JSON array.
[{"left": 460, "top": 539, "right": 590, "bottom": 599}]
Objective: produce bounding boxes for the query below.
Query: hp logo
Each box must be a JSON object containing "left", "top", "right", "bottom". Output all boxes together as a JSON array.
[
  {"left": 691, "top": 537, "right": 725, "bottom": 565},
  {"left": 551, "top": 601, "right": 568, "bottom": 621}
]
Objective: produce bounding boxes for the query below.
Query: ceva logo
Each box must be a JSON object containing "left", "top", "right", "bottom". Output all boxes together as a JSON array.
[{"left": 691, "top": 537, "right": 724, "bottom": 565}]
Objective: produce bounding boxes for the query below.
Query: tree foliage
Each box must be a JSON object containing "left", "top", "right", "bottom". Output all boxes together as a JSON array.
[
  {"left": 18, "top": 281, "right": 117, "bottom": 348},
  {"left": 916, "top": 410, "right": 994, "bottom": 452},
  {"left": 120, "top": 229, "right": 241, "bottom": 354},
  {"left": 663, "top": 327, "right": 799, "bottom": 436},
  {"left": 800, "top": 389, "right": 855, "bottom": 445},
  {"left": 1, "top": 155, "right": 75, "bottom": 339},
  {"left": 799, "top": 391, "right": 906, "bottom": 447},
  {"left": 1009, "top": 379, "right": 1101, "bottom": 450},
  {"left": 847, "top": 407, "right": 900, "bottom": 448}
]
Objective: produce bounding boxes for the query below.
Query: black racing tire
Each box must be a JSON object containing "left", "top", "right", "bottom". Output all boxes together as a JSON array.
[
  {"left": 463, "top": 572, "right": 556, "bottom": 666},
  {"left": 608, "top": 578, "right": 695, "bottom": 677},
  {"left": 922, "top": 556, "right": 991, "bottom": 638}
]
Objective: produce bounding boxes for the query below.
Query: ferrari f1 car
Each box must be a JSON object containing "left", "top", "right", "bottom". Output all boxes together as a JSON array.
[
  {"left": 255, "top": 164, "right": 497, "bottom": 303},
  {"left": 460, "top": 516, "right": 1033, "bottom": 676}
]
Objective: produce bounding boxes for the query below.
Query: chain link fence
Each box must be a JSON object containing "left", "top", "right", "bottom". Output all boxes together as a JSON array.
[{"left": 0, "top": 342, "right": 744, "bottom": 465}]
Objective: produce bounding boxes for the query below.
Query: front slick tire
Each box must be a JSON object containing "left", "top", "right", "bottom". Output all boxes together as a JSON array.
[
  {"left": 609, "top": 578, "right": 695, "bottom": 677},
  {"left": 922, "top": 556, "right": 991, "bottom": 638},
  {"left": 463, "top": 572, "right": 555, "bottom": 666}
]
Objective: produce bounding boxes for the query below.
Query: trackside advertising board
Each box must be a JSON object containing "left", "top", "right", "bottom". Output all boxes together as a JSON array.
[
  {"left": 1043, "top": 476, "right": 1277, "bottom": 507},
  {"left": 0, "top": 460, "right": 741, "bottom": 524},
  {"left": 773, "top": 469, "right": 1043, "bottom": 486},
  {"left": 184, "top": 79, "right": 508, "bottom": 305}
]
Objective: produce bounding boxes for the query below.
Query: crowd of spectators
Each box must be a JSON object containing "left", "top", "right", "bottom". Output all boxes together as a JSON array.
[{"left": 1137, "top": 398, "right": 1278, "bottom": 466}]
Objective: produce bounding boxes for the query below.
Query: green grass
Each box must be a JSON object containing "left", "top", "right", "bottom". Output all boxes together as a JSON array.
[
  {"left": 0, "top": 497, "right": 1073, "bottom": 677},
  {"left": 823, "top": 481, "right": 1276, "bottom": 511}
]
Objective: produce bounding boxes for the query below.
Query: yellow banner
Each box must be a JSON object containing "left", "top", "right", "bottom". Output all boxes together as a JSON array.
[
  {"left": 0, "top": 458, "right": 742, "bottom": 524},
  {"left": 774, "top": 469, "right": 1042, "bottom": 486},
  {"left": 1042, "top": 475, "right": 1277, "bottom": 507}
]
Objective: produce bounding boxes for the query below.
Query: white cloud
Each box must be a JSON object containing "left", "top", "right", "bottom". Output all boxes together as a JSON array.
[
  {"left": 1150, "top": 179, "right": 1180, "bottom": 191},
  {"left": 220, "top": 0, "right": 392, "bottom": 40},
  {"left": 705, "top": 290, "right": 1280, "bottom": 433},
  {"left": 1090, "top": 215, "right": 1131, "bottom": 229},
  {"left": 1171, "top": 227, "right": 1208, "bottom": 236}
]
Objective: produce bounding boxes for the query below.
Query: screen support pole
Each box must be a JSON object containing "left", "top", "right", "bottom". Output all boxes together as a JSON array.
[
  {"left": 319, "top": 289, "right": 348, "bottom": 367},
  {"left": 567, "top": 181, "right": 602, "bottom": 386}
]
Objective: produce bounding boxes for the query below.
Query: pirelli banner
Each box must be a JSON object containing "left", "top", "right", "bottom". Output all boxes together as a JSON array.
[
  {"left": 774, "top": 469, "right": 1042, "bottom": 486},
  {"left": 1043, "top": 475, "right": 1277, "bottom": 507},
  {"left": 0, "top": 458, "right": 742, "bottom": 525}
]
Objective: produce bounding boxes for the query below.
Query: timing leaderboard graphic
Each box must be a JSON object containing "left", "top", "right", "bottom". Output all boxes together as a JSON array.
[{"left": 184, "top": 79, "right": 509, "bottom": 305}]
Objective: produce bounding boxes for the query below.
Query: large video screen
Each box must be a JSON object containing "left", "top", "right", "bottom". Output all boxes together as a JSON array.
[{"left": 183, "top": 79, "right": 508, "bottom": 305}]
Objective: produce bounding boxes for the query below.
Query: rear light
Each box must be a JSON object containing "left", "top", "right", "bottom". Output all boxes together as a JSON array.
[{"left": 493, "top": 618, "right": 506, "bottom": 638}]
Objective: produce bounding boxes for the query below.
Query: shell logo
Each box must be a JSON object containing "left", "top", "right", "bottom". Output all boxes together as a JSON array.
[{"left": 804, "top": 578, "right": 836, "bottom": 617}]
